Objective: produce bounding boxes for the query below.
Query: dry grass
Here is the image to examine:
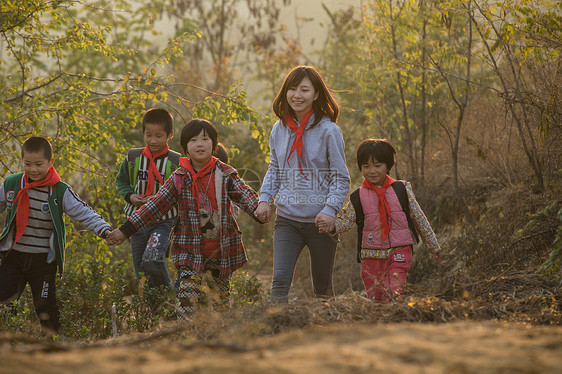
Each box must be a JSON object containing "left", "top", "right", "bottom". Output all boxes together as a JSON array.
[{"left": 3, "top": 272, "right": 558, "bottom": 353}]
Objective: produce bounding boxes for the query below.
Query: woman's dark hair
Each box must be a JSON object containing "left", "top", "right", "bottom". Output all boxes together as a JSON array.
[
  {"left": 142, "top": 108, "right": 174, "bottom": 135},
  {"left": 22, "top": 136, "right": 53, "bottom": 160},
  {"left": 180, "top": 119, "right": 218, "bottom": 155},
  {"left": 272, "top": 65, "right": 339, "bottom": 128},
  {"left": 356, "top": 139, "right": 396, "bottom": 172}
]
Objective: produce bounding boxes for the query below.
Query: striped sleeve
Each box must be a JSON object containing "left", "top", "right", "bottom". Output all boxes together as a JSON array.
[{"left": 406, "top": 182, "right": 441, "bottom": 253}]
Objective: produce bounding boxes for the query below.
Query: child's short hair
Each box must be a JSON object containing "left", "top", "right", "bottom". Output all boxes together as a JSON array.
[
  {"left": 142, "top": 108, "right": 174, "bottom": 134},
  {"left": 180, "top": 119, "right": 218, "bottom": 155},
  {"left": 214, "top": 143, "right": 229, "bottom": 163},
  {"left": 22, "top": 136, "right": 53, "bottom": 160},
  {"left": 356, "top": 138, "right": 396, "bottom": 172}
]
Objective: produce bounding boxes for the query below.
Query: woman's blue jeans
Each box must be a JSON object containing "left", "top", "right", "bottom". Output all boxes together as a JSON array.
[{"left": 270, "top": 216, "right": 338, "bottom": 303}]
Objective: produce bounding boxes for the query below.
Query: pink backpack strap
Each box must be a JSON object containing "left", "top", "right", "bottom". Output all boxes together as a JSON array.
[{"left": 173, "top": 173, "right": 183, "bottom": 194}]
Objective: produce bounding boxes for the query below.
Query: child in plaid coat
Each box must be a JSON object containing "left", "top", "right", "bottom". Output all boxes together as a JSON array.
[{"left": 109, "top": 119, "right": 264, "bottom": 318}]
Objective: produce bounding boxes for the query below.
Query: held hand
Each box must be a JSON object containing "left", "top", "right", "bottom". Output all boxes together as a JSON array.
[
  {"left": 130, "top": 194, "right": 147, "bottom": 208},
  {"left": 315, "top": 213, "right": 335, "bottom": 234},
  {"left": 317, "top": 217, "right": 328, "bottom": 233},
  {"left": 255, "top": 202, "right": 272, "bottom": 223},
  {"left": 106, "top": 229, "right": 127, "bottom": 246},
  {"left": 105, "top": 230, "right": 115, "bottom": 246}
]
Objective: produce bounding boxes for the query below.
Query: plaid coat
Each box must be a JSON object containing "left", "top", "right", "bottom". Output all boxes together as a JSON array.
[{"left": 125, "top": 161, "right": 260, "bottom": 277}]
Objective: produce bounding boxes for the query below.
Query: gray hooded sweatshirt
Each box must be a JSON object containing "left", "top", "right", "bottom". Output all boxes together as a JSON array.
[{"left": 259, "top": 115, "right": 350, "bottom": 223}]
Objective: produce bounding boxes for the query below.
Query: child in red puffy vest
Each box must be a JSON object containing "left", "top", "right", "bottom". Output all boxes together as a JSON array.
[{"left": 319, "top": 139, "right": 441, "bottom": 301}]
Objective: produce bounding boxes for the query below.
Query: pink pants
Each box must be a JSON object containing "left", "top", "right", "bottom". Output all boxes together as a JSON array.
[{"left": 360, "top": 246, "right": 412, "bottom": 301}]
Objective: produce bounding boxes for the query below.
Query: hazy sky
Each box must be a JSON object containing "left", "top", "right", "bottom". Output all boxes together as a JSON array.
[
  {"left": 280, "top": 0, "right": 359, "bottom": 59},
  {"left": 150, "top": 0, "right": 360, "bottom": 105}
]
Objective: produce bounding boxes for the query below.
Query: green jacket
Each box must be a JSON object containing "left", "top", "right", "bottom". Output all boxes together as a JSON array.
[
  {"left": 0, "top": 173, "right": 111, "bottom": 274},
  {"left": 115, "top": 148, "right": 181, "bottom": 219}
]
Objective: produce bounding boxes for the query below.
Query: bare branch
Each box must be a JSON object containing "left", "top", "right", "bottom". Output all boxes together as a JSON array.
[{"left": 4, "top": 73, "right": 64, "bottom": 103}]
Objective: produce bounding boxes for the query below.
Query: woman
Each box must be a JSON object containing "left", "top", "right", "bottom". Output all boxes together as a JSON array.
[{"left": 255, "top": 65, "right": 350, "bottom": 303}]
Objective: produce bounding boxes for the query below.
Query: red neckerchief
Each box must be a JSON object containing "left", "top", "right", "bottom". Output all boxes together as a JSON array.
[
  {"left": 141, "top": 144, "right": 169, "bottom": 197},
  {"left": 285, "top": 108, "right": 314, "bottom": 179},
  {"left": 179, "top": 156, "right": 219, "bottom": 208},
  {"left": 11, "top": 167, "right": 61, "bottom": 250},
  {"left": 361, "top": 175, "right": 396, "bottom": 240}
]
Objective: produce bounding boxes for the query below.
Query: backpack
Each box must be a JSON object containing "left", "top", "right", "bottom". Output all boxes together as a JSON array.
[
  {"left": 127, "top": 148, "right": 181, "bottom": 185},
  {"left": 349, "top": 181, "right": 419, "bottom": 263}
]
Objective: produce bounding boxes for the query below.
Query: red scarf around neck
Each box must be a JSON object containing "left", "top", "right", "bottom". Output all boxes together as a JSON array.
[
  {"left": 11, "top": 167, "right": 61, "bottom": 250},
  {"left": 285, "top": 108, "right": 314, "bottom": 178},
  {"left": 361, "top": 175, "right": 396, "bottom": 240},
  {"left": 141, "top": 144, "right": 169, "bottom": 197},
  {"left": 179, "top": 156, "right": 219, "bottom": 208}
]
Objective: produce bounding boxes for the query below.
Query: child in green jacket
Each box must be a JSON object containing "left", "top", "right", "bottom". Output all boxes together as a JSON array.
[
  {"left": 115, "top": 108, "right": 181, "bottom": 288},
  {"left": 0, "top": 136, "right": 112, "bottom": 332}
]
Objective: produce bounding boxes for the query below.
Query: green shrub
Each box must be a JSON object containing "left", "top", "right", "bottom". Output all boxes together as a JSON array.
[
  {"left": 230, "top": 270, "right": 264, "bottom": 306},
  {"left": 0, "top": 294, "right": 39, "bottom": 335}
]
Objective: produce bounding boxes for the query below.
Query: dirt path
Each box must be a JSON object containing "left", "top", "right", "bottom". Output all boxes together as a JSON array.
[{"left": 3, "top": 321, "right": 562, "bottom": 374}]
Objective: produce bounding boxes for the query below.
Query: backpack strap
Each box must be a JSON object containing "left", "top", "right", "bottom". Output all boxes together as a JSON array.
[
  {"left": 166, "top": 150, "right": 182, "bottom": 177},
  {"left": 173, "top": 173, "right": 183, "bottom": 194},
  {"left": 167, "top": 150, "right": 181, "bottom": 168},
  {"left": 391, "top": 181, "right": 419, "bottom": 244},
  {"left": 127, "top": 148, "right": 144, "bottom": 185},
  {"left": 349, "top": 188, "right": 364, "bottom": 263}
]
